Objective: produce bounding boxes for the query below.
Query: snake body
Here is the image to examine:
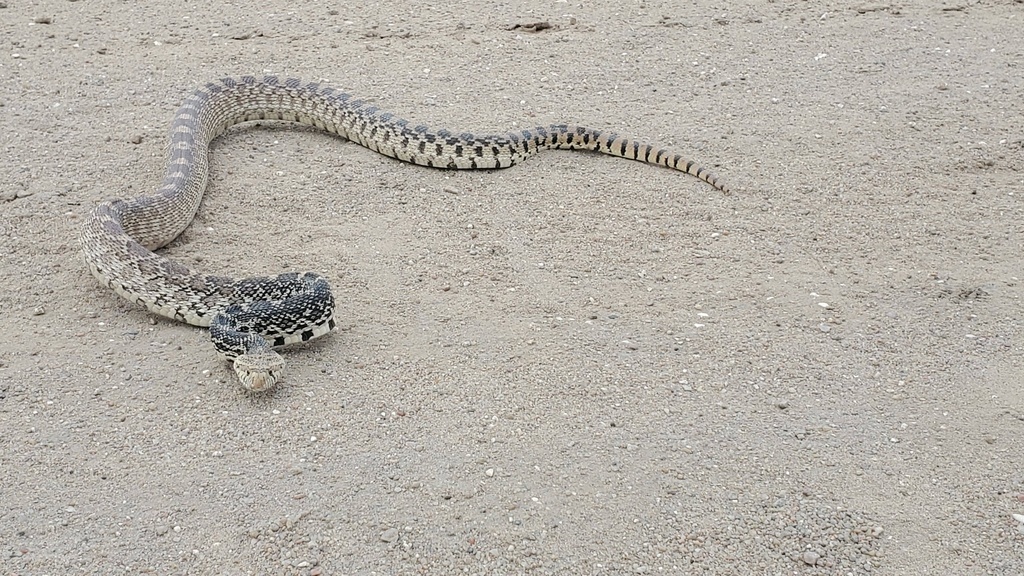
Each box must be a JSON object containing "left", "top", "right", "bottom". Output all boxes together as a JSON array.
[{"left": 80, "top": 75, "right": 729, "bottom": 391}]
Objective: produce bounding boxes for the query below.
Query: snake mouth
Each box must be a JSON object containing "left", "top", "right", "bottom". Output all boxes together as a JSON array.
[
  {"left": 240, "top": 372, "right": 276, "bottom": 392},
  {"left": 233, "top": 351, "right": 286, "bottom": 392}
]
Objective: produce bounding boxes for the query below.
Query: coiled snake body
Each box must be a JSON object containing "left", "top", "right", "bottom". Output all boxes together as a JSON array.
[{"left": 80, "top": 75, "right": 729, "bottom": 392}]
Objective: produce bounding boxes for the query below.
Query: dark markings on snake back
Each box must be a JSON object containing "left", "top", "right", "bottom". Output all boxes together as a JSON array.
[
  {"left": 162, "top": 259, "right": 192, "bottom": 277},
  {"left": 100, "top": 217, "right": 123, "bottom": 237}
]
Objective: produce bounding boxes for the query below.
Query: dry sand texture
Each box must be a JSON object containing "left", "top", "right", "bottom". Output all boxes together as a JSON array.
[{"left": 1, "top": 0, "right": 1023, "bottom": 574}]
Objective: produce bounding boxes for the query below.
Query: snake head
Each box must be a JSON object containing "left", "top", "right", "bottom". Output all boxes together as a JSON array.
[{"left": 232, "top": 351, "right": 286, "bottom": 392}]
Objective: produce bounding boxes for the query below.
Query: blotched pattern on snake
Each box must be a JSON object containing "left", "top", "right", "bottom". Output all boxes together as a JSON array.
[{"left": 80, "top": 75, "right": 730, "bottom": 391}]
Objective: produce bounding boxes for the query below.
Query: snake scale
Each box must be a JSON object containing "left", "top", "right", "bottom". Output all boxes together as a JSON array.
[{"left": 80, "top": 75, "right": 730, "bottom": 392}]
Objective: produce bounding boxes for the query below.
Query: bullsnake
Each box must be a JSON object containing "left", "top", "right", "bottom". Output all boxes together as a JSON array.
[{"left": 80, "top": 75, "right": 730, "bottom": 392}]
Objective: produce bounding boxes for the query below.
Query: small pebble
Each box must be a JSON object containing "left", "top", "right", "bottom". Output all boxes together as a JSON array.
[
  {"left": 129, "top": 134, "right": 143, "bottom": 144},
  {"left": 34, "top": 15, "right": 52, "bottom": 24},
  {"left": 380, "top": 527, "right": 399, "bottom": 543},
  {"left": 801, "top": 551, "right": 819, "bottom": 565}
]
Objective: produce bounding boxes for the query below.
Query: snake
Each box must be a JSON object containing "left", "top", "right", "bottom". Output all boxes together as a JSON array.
[{"left": 80, "top": 75, "right": 730, "bottom": 392}]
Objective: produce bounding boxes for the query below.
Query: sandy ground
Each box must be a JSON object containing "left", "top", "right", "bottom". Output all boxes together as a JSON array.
[{"left": 2, "top": 0, "right": 1023, "bottom": 574}]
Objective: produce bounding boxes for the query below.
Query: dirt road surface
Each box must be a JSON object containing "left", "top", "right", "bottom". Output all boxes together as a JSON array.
[{"left": 1, "top": 1, "right": 1022, "bottom": 574}]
